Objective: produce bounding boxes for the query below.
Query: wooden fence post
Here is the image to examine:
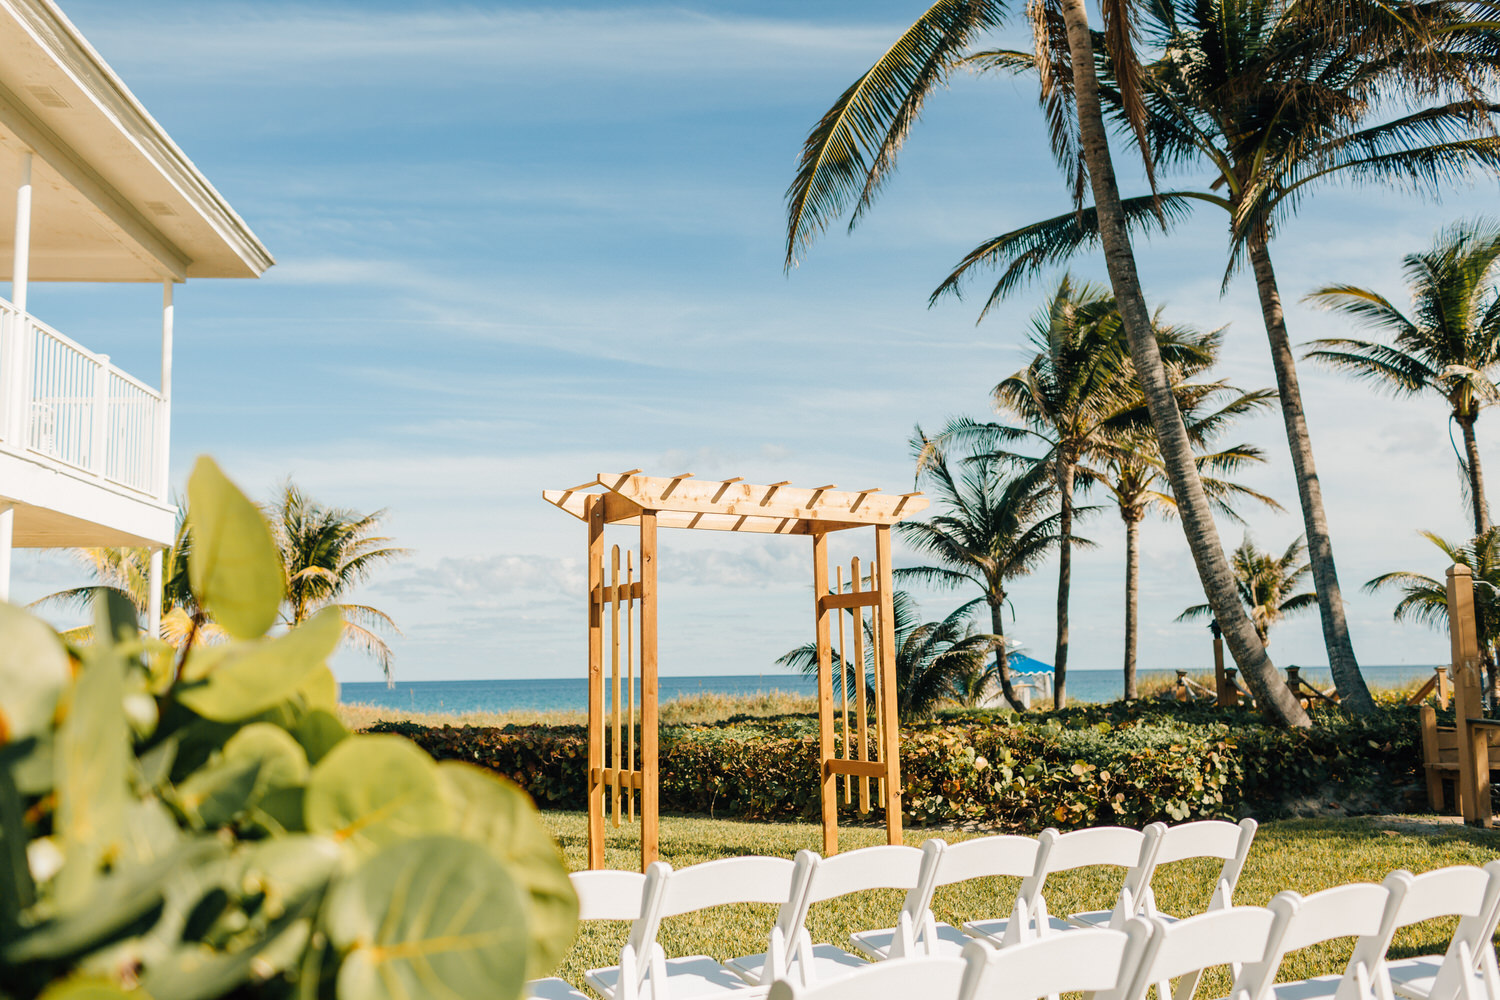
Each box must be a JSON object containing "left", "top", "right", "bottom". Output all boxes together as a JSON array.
[
  {"left": 1447, "top": 564, "right": 1491, "bottom": 827},
  {"left": 586, "top": 496, "right": 605, "bottom": 868}
]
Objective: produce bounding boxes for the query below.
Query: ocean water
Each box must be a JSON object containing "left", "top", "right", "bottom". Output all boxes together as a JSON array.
[{"left": 340, "top": 664, "right": 1442, "bottom": 716}]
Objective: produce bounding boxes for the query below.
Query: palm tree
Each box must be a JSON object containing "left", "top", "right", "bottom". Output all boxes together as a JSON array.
[
  {"left": 1306, "top": 219, "right": 1500, "bottom": 537},
  {"left": 29, "top": 507, "right": 217, "bottom": 647},
  {"left": 783, "top": 0, "right": 1310, "bottom": 725},
  {"left": 268, "top": 482, "right": 409, "bottom": 684},
  {"left": 1179, "top": 536, "right": 1317, "bottom": 646},
  {"left": 777, "top": 590, "right": 1002, "bottom": 720},
  {"left": 1103, "top": 375, "right": 1281, "bottom": 698},
  {"left": 936, "top": 278, "right": 1218, "bottom": 706},
  {"left": 898, "top": 430, "right": 1063, "bottom": 711},
  {"left": 929, "top": 0, "right": 1500, "bottom": 715},
  {"left": 1365, "top": 528, "right": 1500, "bottom": 697}
]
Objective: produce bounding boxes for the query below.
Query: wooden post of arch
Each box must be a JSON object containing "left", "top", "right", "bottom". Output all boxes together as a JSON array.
[{"left": 545, "top": 472, "right": 928, "bottom": 869}]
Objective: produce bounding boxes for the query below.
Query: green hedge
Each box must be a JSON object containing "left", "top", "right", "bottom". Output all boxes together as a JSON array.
[{"left": 369, "top": 702, "right": 1426, "bottom": 830}]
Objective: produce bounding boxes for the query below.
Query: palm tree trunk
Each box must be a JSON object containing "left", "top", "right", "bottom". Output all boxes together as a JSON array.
[
  {"left": 1246, "top": 235, "right": 1373, "bottom": 714},
  {"left": 1458, "top": 413, "right": 1491, "bottom": 535},
  {"left": 990, "top": 599, "right": 1027, "bottom": 711},
  {"left": 1124, "top": 510, "right": 1141, "bottom": 700},
  {"left": 1055, "top": 453, "right": 1074, "bottom": 709},
  {"left": 1053, "top": 0, "right": 1310, "bottom": 726}
]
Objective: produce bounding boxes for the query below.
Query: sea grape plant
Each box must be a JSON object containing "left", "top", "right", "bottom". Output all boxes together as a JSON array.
[{"left": 0, "top": 457, "right": 577, "bottom": 1000}]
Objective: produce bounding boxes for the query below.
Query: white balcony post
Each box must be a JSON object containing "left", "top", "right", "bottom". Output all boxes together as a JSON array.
[
  {"left": 91, "top": 353, "right": 109, "bottom": 478},
  {"left": 0, "top": 504, "right": 12, "bottom": 604},
  {"left": 147, "top": 546, "right": 163, "bottom": 637},
  {"left": 6, "top": 152, "right": 32, "bottom": 444},
  {"left": 158, "top": 281, "right": 173, "bottom": 499}
]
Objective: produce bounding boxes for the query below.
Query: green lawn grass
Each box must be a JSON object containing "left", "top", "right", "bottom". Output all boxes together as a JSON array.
[{"left": 539, "top": 811, "right": 1500, "bottom": 996}]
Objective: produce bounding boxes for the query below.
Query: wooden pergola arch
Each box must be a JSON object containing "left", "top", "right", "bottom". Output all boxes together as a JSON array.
[{"left": 544, "top": 471, "right": 929, "bottom": 870}]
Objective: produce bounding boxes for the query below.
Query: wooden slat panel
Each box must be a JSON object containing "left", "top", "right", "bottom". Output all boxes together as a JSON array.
[
  {"left": 819, "top": 591, "right": 880, "bottom": 611},
  {"left": 590, "top": 768, "right": 646, "bottom": 789},
  {"left": 595, "top": 472, "right": 929, "bottom": 526},
  {"left": 610, "top": 545, "right": 622, "bottom": 828},
  {"left": 593, "top": 581, "right": 645, "bottom": 605},
  {"left": 826, "top": 759, "right": 886, "bottom": 779}
]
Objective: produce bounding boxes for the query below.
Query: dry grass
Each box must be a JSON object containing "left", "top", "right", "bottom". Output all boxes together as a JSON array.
[
  {"left": 1133, "top": 669, "right": 1220, "bottom": 700},
  {"left": 338, "top": 688, "right": 816, "bottom": 731}
]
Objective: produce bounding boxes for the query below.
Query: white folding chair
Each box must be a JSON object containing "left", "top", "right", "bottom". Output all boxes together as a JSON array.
[
  {"left": 527, "top": 870, "right": 651, "bottom": 1000},
  {"left": 766, "top": 956, "right": 969, "bottom": 1000},
  {"left": 588, "top": 856, "right": 800, "bottom": 1000},
  {"left": 1121, "top": 904, "right": 1293, "bottom": 1000},
  {"left": 1071, "top": 819, "right": 1256, "bottom": 928},
  {"left": 1382, "top": 862, "right": 1500, "bottom": 1000},
  {"left": 965, "top": 826, "right": 1159, "bottom": 946},
  {"left": 850, "top": 835, "right": 1038, "bottom": 960},
  {"left": 729, "top": 842, "right": 942, "bottom": 988},
  {"left": 1236, "top": 875, "right": 1411, "bottom": 1000},
  {"left": 959, "top": 920, "right": 1153, "bottom": 1000}
]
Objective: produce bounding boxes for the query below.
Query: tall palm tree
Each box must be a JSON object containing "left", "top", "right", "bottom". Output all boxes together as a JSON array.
[
  {"left": 783, "top": 0, "right": 1311, "bottom": 725},
  {"left": 268, "top": 482, "right": 409, "bottom": 684},
  {"left": 897, "top": 433, "right": 1063, "bottom": 711},
  {"left": 777, "top": 590, "right": 1001, "bottom": 720},
  {"left": 937, "top": 278, "right": 1216, "bottom": 706},
  {"left": 1103, "top": 374, "right": 1281, "bottom": 698},
  {"left": 1179, "top": 536, "right": 1317, "bottom": 646},
  {"left": 1365, "top": 528, "right": 1500, "bottom": 697},
  {"left": 930, "top": 0, "right": 1500, "bottom": 714},
  {"left": 1306, "top": 219, "right": 1500, "bottom": 536}
]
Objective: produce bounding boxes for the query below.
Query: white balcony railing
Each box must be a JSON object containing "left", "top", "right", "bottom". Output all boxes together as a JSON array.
[{"left": 0, "top": 297, "right": 164, "bottom": 499}]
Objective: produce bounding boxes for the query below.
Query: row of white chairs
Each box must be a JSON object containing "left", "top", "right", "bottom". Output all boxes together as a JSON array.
[
  {"left": 529, "top": 820, "right": 1257, "bottom": 1000},
  {"left": 527, "top": 821, "right": 1500, "bottom": 1000},
  {"left": 772, "top": 863, "right": 1500, "bottom": 1000}
]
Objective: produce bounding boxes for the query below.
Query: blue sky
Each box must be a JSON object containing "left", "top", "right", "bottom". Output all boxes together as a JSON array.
[{"left": 11, "top": 1, "right": 1498, "bottom": 682}]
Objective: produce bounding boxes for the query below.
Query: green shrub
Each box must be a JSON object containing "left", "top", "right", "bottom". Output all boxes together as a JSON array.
[
  {"left": 376, "top": 699, "right": 1425, "bottom": 830},
  {"left": 0, "top": 458, "right": 576, "bottom": 1000}
]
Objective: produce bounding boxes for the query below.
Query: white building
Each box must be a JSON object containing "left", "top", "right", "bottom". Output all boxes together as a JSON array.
[{"left": 0, "top": 0, "right": 272, "bottom": 628}]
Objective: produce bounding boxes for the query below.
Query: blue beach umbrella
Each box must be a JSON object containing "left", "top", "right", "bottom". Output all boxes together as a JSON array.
[{"left": 1007, "top": 653, "right": 1053, "bottom": 673}]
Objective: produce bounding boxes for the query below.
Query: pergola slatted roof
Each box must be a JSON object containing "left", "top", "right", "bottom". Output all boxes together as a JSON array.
[{"left": 542, "top": 471, "right": 928, "bottom": 535}]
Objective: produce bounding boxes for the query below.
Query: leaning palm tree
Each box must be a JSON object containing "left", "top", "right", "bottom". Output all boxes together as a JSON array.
[
  {"left": 777, "top": 590, "right": 1002, "bottom": 720},
  {"left": 929, "top": 0, "right": 1500, "bottom": 715},
  {"left": 897, "top": 432, "right": 1062, "bottom": 711},
  {"left": 936, "top": 278, "right": 1215, "bottom": 706},
  {"left": 1306, "top": 219, "right": 1500, "bottom": 537},
  {"left": 1179, "top": 537, "right": 1317, "bottom": 646},
  {"left": 269, "top": 482, "right": 409, "bottom": 684},
  {"left": 1103, "top": 375, "right": 1281, "bottom": 698},
  {"left": 784, "top": 0, "right": 1310, "bottom": 725},
  {"left": 1365, "top": 528, "right": 1500, "bottom": 697}
]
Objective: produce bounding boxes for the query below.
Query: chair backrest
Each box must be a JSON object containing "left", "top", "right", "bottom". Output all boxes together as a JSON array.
[
  {"left": 805, "top": 843, "right": 933, "bottom": 903},
  {"left": 624, "top": 856, "right": 801, "bottom": 987},
  {"left": 571, "top": 869, "right": 651, "bottom": 921},
  {"left": 932, "top": 834, "right": 1041, "bottom": 886},
  {"left": 1016, "top": 825, "right": 1162, "bottom": 935},
  {"left": 960, "top": 921, "right": 1153, "bottom": 1000},
  {"left": 767, "top": 955, "right": 969, "bottom": 1000},
  {"left": 1123, "top": 903, "right": 1292, "bottom": 1000},
  {"left": 1235, "top": 876, "right": 1408, "bottom": 1000},
  {"left": 1391, "top": 862, "right": 1500, "bottom": 1000}
]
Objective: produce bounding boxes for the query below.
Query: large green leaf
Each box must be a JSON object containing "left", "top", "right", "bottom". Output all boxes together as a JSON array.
[
  {"left": 175, "top": 608, "right": 342, "bottom": 722},
  {"left": 292, "top": 709, "right": 348, "bottom": 765},
  {"left": 174, "top": 756, "right": 261, "bottom": 830},
  {"left": 439, "top": 761, "right": 578, "bottom": 978},
  {"left": 0, "top": 602, "right": 70, "bottom": 744},
  {"left": 303, "top": 735, "right": 450, "bottom": 856},
  {"left": 39, "top": 979, "right": 140, "bottom": 1000},
  {"left": 186, "top": 456, "right": 283, "bottom": 640},
  {"left": 223, "top": 723, "right": 310, "bottom": 803},
  {"left": 52, "top": 647, "right": 129, "bottom": 910},
  {"left": 324, "top": 836, "right": 529, "bottom": 1000}
]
